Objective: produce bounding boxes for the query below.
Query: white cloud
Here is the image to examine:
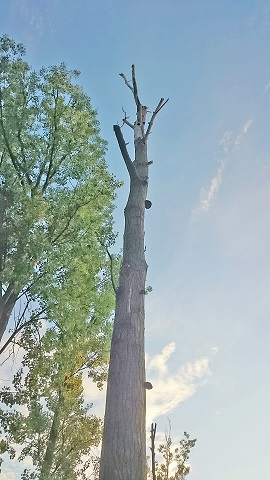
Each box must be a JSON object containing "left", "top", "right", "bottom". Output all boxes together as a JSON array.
[
  {"left": 192, "top": 118, "right": 253, "bottom": 219},
  {"left": 263, "top": 81, "right": 270, "bottom": 94},
  {"left": 234, "top": 118, "right": 253, "bottom": 149},
  {"left": 146, "top": 344, "right": 211, "bottom": 424},
  {"left": 192, "top": 162, "right": 225, "bottom": 219},
  {"left": 219, "top": 130, "right": 233, "bottom": 154},
  {"left": 219, "top": 119, "right": 253, "bottom": 154},
  {"left": 146, "top": 342, "right": 176, "bottom": 375}
]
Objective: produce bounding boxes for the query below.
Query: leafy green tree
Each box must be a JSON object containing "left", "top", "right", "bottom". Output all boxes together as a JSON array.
[
  {"left": 0, "top": 304, "right": 113, "bottom": 479},
  {"left": 0, "top": 34, "right": 122, "bottom": 478},
  {"left": 0, "top": 34, "right": 120, "bottom": 344}
]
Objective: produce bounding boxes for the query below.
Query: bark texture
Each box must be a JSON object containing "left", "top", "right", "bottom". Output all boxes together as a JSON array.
[
  {"left": 0, "top": 290, "right": 17, "bottom": 341},
  {"left": 0, "top": 195, "right": 15, "bottom": 340},
  {"left": 99, "top": 66, "right": 167, "bottom": 480}
]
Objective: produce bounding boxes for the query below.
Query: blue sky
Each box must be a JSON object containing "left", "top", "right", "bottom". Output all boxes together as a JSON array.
[{"left": 1, "top": 1, "right": 270, "bottom": 479}]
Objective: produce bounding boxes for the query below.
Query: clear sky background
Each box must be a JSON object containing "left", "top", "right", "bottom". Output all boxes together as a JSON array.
[{"left": 1, "top": 1, "right": 270, "bottom": 479}]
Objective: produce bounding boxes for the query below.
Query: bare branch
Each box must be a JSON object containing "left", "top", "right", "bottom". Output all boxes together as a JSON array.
[
  {"left": 123, "top": 119, "right": 134, "bottom": 129},
  {"left": 150, "top": 423, "right": 157, "bottom": 480},
  {"left": 121, "top": 107, "right": 134, "bottom": 129},
  {"left": 155, "top": 97, "right": 169, "bottom": 114},
  {"left": 113, "top": 125, "right": 141, "bottom": 181},
  {"left": 131, "top": 64, "right": 141, "bottom": 109},
  {"left": 144, "top": 97, "right": 169, "bottom": 140},
  {"left": 119, "top": 73, "right": 133, "bottom": 92}
]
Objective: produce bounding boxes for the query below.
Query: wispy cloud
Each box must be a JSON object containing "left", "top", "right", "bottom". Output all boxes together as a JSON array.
[
  {"left": 192, "top": 118, "right": 253, "bottom": 219},
  {"left": 219, "top": 130, "right": 233, "bottom": 154},
  {"left": 146, "top": 343, "right": 211, "bottom": 424},
  {"left": 193, "top": 162, "right": 225, "bottom": 217},
  {"left": 263, "top": 81, "right": 270, "bottom": 94},
  {"left": 234, "top": 118, "right": 253, "bottom": 149}
]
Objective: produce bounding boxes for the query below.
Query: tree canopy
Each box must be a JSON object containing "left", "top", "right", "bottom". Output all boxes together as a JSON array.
[
  {"left": 0, "top": 34, "right": 121, "bottom": 478},
  {"left": 0, "top": 34, "right": 120, "bottom": 345}
]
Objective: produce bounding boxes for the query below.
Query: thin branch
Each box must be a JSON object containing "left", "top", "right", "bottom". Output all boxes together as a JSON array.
[
  {"left": 1, "top": 283, "right": 14, "bottom": 304},
  {"left": 0, "top": 89, "right": 32, "bottom": 185},
  {"left": 16, "top": 136, "right": 30, "bottom": 184},
  {"left": 15, "top": 269, "right": 48, "bottom": 301},
  {"left": 17, "top": 127, "right": 27, "bottom": 165},
  {"left": 98, "top": 240, "right": 117, "bottom": 294},
  {"left": 121, "top": 106, "right": 134, "bottom": 129},
  {"left": 106, "top": 248, "right": 117, "bottom": 294},
  {"left": 0, "top": 93, "right": 24, "bottom": 182},
  {"left": 0, "top": 148, "right": 5, "bottom": 168},
  {"left": 119, "top": 73, "right": 133, "bottom": 92},
  {"left": 113, "top": 125, "right": 140, "bottom": 181},
  {"left": 41, "top": 90, "right": 59, "bottom": 193},
  {"left": 150, "top": 422, "right": 157, "bottom": 480},
  {"left": 123, "top": 119, "right": 134, "bottom": 129},
  {"left": 144, "top": 97, "right": 169, "bottom": 141},
  {"left": 14, "top": 296, "right": 31, "bottom": 329},
  {"left": 131, "top": 64, "right": 141, "bottom": 109},
  {"left": 155, "top": 97, "right": 169, "bottom": 115},
  {"left": 32, "top": 156, "right": 49, "bottom": 193},
  {"left": 0, "top": 308, "right": 46, "bottom": 356},
  {"left": 51, "top": 198, "right": 93, "bottom": 245}
]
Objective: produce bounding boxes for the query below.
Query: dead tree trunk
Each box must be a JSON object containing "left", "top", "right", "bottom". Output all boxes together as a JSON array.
[{"left": 99, "top": 66, "right": 167, "bottom": 480}]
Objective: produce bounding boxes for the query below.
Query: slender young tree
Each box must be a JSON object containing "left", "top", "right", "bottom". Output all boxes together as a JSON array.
[{"left": 99, "top": 66, "right": 168, "bottom": 480}]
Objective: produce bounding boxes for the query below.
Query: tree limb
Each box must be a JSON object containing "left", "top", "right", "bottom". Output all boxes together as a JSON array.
[
  {"left": 106, "top": 248, "right": 117, "bottom": 295},
  {"left": 0, "top": 89, "right": 32, "bottom": 185},
  {"left": 119, "top": 73, "right": 133, "bottom": 92},
  {"left": 41, "top": 90, "right": 60, "bottom": 193},
  {"left": 121, "top": 107, "right": 134, "bottom": 129},
  {"left": 144, "top": 97, "right": 169, "bottom": 141},
  {"left": 113, "top": 125, "right": 140, "bottom": 181},
  {"left": 98, "top": 240, "right": 117, "bottom": 294},
  {"left": 0, "top": 307, "right": 46, "bottom": 356},
  {"left": 131, "top": 64, "right": 141, "bottom": 110},
  {"left": 0, "top": 148, "right": 5, "bottom": 168},
  {"left": 51, "top": 198, "right": 94, "bottom": 245},
  {"left": 150, "top": 422, "right": 157, "bottom": 480}
]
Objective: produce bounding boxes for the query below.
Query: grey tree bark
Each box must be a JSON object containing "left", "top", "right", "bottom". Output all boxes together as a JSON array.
[{"left": 99, "top": 66, "right": 167, "bottom": 480}]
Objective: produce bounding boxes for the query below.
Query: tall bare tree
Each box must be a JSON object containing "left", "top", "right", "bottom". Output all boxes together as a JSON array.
[{"left": 99, "top": 66, "right": 168, "bottom": 480}]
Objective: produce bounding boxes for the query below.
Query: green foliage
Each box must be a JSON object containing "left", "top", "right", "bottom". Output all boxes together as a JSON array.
[
  {"left": 0, "top": 34, "right": 122, "bottom": 477},
  {"left": 0, "top": 34, "right": 121, "bottom": 340},
  {"left": 149, "top": 423, "right": 197, "bottom": 480},
  {"left": 0, "top": 313, "right": 112, "bottom": 478}
]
